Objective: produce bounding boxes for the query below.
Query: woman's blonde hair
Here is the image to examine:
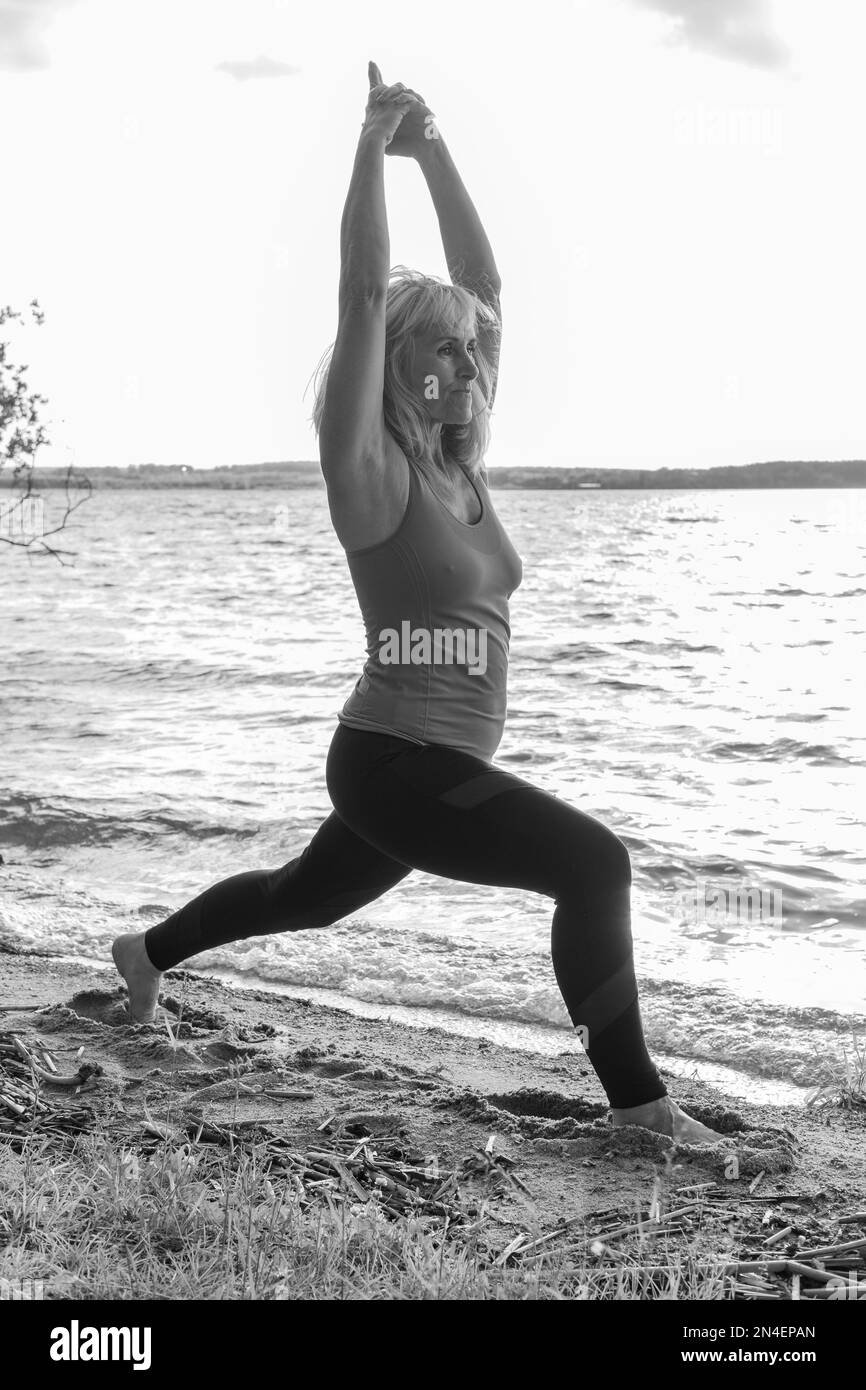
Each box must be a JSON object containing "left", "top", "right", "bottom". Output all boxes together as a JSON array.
[{"left": 309, "top": 265, "right": 500, "bottom": 485}]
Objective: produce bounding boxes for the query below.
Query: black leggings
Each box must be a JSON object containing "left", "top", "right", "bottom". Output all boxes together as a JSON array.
[{"left": 144, "top": 723, "right": 666, "bottom": 1109}]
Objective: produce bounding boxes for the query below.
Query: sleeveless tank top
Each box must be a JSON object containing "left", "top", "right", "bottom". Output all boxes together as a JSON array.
[{"left": 337, "top": 461, "right": 523, "bottom": 763}]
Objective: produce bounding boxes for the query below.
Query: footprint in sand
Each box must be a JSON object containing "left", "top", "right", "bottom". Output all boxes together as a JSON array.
[
  {"left": 294, "top": 1052, "right": 430, "bottom": 1090},
  {"left": 455, "top": 1089, "right": 797, "bottom": 1173},
  {"left": 485, "top": 1088, "right": 608, "bottom": 1123},
  {"left": 158, "top": 999, "right": 277, "bottom": 1043},
  {"left": 201, "top": 1039, "right": 267, "bottom": 1064},
  {"left": 46, "top": 992, "right": 202, "bottom": 1066},
  {"left": 67, "top": 989, "right": 134, "bottom": 1026}
]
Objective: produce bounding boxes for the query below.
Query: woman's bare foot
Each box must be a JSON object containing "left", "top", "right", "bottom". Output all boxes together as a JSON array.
[
  {"left": 111, "top": 931, "right": 162, "bottom": 1024},
  {"left": 610, "top": 1096, "right": 725, "bottom": 1144}
]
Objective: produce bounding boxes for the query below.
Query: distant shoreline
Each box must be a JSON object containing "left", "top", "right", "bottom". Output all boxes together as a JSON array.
[{"left": 4, "top": 459, "right": 866, "bottom": 489}]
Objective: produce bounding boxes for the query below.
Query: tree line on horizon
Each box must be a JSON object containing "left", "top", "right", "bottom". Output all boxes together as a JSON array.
[{"left": 6, "top": 457, "right": 863, "bottom": 490}]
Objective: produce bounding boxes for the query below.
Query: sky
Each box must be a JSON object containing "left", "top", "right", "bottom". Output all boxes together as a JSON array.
[{"left": 1, "top": 0, "right": 864, "bottom": 473}]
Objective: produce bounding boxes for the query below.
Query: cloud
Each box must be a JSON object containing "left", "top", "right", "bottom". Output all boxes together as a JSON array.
[
  {"left": 0, "top": 0, "right": 75, "bottom": 72},
  {"left": 215, "top": 54, "right": 300, "bottom": 82},
  {"left": 628, "top": 0, "right": 791, "bottom": 71}
]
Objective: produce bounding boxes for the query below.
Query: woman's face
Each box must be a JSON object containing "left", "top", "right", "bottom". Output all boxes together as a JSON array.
[{"left": 411, "top": 316, "right": 480, "bottom": 424}]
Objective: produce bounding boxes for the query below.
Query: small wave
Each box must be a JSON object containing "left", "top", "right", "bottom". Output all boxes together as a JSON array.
[
  {"left": 0, "top": 793, "right": 260, "bottom": 849},
  {"left": 614, "top": 639, "right": 722, "bottom": 656},
  {"left": 99, "top": 658, "right": 345, "bottom": 692},
  {"left": 707, "top": 737, "right": 849, "bottom": 766},
  {"left": 614, "top": 638, "right": 668, "bottom": 653},
  {"left": 784, "top": 639, "right": 832, "bottom": 648},
  {"left": 768, "top": 586, "right": 866, "bottom": 599},
  {"left": 525, "top": 644, "right": 612, "bottom": 662},
  {"left": 3, "top": 875, "right": 863, "bottom": 1091},
  {"left": 178, "top": 928, "right": 865, "bottom": 1088},
  {"left": 594, "top": 679, "right": 656, "bottom": 691}
]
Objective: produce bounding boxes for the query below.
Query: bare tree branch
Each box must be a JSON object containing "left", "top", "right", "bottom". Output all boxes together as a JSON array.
[{"left": 0, "top": 299, "right": 92, "bottom": 561}]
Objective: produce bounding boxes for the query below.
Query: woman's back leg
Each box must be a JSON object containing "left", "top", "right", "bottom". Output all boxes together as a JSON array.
[{"left": 113, "top": 812, "right": 412, "bottom": 1018}]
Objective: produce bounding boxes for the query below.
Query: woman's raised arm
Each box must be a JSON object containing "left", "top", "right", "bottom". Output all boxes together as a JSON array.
[
  {"left": 419, "top": 137, "right": 501, "bottom": 307},
  {"left": 382, "top": 76, "right": 502, "bottom": 405},
  {"left": 318, "top": 67, "right": 414, "bottom": 491},
  {"left": 383, "top": 77, "right": 500, "bottom": 298},
  {"left": 421, "top": 135, "right": 502, "bottom": 415}
]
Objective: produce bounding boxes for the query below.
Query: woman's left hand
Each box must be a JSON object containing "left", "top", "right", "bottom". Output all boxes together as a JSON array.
[{"left": 368, "top": 62, "right": 440, "bottom": 158}]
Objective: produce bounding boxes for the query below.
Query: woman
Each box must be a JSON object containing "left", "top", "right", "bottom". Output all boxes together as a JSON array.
[{"left": 113, "top": 63, "right": 719, "bottom": 1144}]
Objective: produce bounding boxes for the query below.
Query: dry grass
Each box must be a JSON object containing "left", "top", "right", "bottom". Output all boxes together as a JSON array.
[
  {"left": 1, "top": 1020, "right": 864, "bottom": 1301},
  {"left": 805, "top": 1031, "right": 866, "bottom": 1111},
  {"left": 0, "top": 1127, "right": 735, "bottom": 1300}
]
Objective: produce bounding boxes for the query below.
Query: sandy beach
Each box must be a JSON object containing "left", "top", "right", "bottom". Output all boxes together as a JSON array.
[{"left": 2, "top": 935, "right": 864, "bottom": 1301}]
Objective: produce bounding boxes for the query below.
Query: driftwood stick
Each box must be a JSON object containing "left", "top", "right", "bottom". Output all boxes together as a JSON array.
[
  {"left": 796, "top": 1237, "right": 866, "bottom": 1260},
  {"left": 723, "top": 1258, "right": 846, "bottom": 1283},
  {"left": 306, "top": 1151, "right": 368, "bottom": 1202},
  {"left": 799, "top": 1284, "right": 866, "bottom": 1300},
  {"left": 763, "top": 1225, "right": 794, "bottom": 1247},
  {"left": 0, "top": 1093, "right": 27, "bottom": 1116},
  {"left": 723, "top": 1259, "right": 792, "bottom": 1275},
  {"left": 504, "top": 1169, "right": 534, "bottom": 1197},
  {"left": 589, "top": 1201, "right": 703, "bottom": 1245},
  {"left": 7, "top": 1034, "right": 91, "bottom": 1086},
  {"left": 783, "top": 1262, "right": 846, "bottom": 1286}
]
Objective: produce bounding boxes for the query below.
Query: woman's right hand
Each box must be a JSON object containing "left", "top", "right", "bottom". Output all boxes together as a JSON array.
[{"left": 361, "top": 60, "right": 416, "bottom": 147}]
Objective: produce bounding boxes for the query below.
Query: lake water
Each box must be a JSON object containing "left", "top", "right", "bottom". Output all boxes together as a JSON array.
[{"left": 2, "top": 483, "right": 864, "bottom": 1105}]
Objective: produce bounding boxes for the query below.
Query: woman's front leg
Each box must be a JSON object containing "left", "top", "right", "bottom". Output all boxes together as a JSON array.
[{"left": 328, "top": 735, "right": 725, "bottom": 1140}]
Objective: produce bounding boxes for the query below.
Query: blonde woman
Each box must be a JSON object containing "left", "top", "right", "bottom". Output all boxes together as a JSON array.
[{"left": 114, "top": 64, "right": 720, "bottom": 1144}]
